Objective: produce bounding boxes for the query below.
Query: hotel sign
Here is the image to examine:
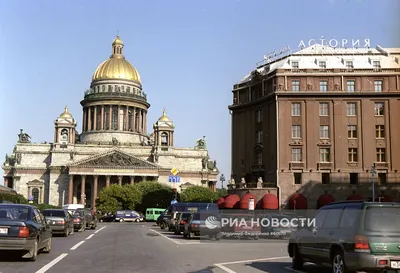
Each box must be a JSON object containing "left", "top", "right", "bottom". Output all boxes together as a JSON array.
[{"left": 298, "top": 37, "right": 371, "bottom": 49}]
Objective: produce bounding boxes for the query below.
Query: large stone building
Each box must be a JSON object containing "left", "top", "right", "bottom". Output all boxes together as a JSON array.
[
  {"left": 2, "top": 36, "right": 219, "bottom": 208},
  {"left": 228, "top": 43, "right": 400, "bottom": 209}
]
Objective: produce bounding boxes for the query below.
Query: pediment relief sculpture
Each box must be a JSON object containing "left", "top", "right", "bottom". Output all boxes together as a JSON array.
[
  {"left": 83, "top": 152, "right": 151, "bottom": 167},
  {"left": 27, "top": 179, "right": 44, "bottom": 186}
]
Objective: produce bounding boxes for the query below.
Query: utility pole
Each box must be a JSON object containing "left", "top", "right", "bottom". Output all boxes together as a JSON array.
[{"left": 371, "top": 164, "right": 376, "bottom": 202}]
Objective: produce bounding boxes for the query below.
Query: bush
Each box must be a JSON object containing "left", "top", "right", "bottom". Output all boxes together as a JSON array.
[
  {"left": 180, "top": 186, "right": 217, "bottom": 203},
  {"left": 34, "top": 203, "right": 61, "bottom": 211},
  {"left": 0, "top": 192, "right": 28, "bottom": 204},
  {"left": 96, "top": 184, "right": 142, "bottom": 213},
  {"left": 133, "top": 182, "right": 175, "bottom": 213}
]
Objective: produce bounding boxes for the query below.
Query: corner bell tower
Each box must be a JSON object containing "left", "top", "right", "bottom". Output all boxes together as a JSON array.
[
  {"left": 153, "top": 109, "right": 175, "bottom": 147},
  {"left": 54, "top": 106, "right": 77, "bottom": 146}
]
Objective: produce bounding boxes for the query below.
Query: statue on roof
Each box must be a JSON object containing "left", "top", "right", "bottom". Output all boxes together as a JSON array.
[
  {"left": 18, "top": 129, "right": 31, "bottom": 143},
  {"left": 195, "top": 136, "right": 207, "bottom": 149}
]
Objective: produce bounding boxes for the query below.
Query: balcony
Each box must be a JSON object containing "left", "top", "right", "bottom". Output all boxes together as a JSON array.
[
  {"left": 317, "top": 162, "right": 332, "bottom": 170},
  {"left": 374, "top": 162, "right": 389, "bottom": 169},
  {"left": 289, "top": 162, "right": 305, "bottom": 170}
]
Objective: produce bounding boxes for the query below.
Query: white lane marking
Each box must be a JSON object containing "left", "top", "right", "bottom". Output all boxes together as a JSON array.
[
  {"left": 94, "top": 226, "right": 106, "bottom": 234},
  {"left": 214, "top": 256, "right": 290, "bottom": 273},
  {"left": 86, "top": 234, "right": 94, "bottom": 240},
  {"left": 214, "top": 264, "right": 237, "bottom": 273},
  {"left": 35, "top": 253, "right": 68, "bottom": 273},
  {"left": 283, "top": 266, "right": 304, "bottom": 273},
  {"left": 150, "top": 228, "right": 183, "bottom": 245},
  {"left": 70, "top": 240, "right": 85, "bottom": 250}
]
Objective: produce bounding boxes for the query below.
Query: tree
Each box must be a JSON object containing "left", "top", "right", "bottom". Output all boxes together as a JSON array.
[
  {"left": 134, "top": 181, "right": 175, "bottom": 212},
  {"left": 96, "top": 184, "right": 142, "bottom": 213},
  {"left": 215, "top": 188, "right": 228, "bottom": 198},
  {"left": 180, "top": 186, "right": 217, "bottom": 203},
  {"left": 0, "top": 192, "right": 28, "bottom": 204}
]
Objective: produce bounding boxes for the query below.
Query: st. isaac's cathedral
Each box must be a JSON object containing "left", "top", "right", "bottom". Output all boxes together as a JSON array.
[{"left": 2, "top": 36, "right": 219, "bottom": 209}]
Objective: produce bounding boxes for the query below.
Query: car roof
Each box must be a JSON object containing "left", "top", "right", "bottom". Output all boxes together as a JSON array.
[{"left": 0, "top": 203, "right": 34, "bottom": 208}]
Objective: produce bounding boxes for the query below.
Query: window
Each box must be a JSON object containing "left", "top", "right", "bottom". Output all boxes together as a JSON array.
[
  {"left": 339, "top": 208, "right": 360, "bottom": 228},
  {"left": 293, "top": 173, "right": 302, "bottom": 184},
  {"left": 321, "top": 173, "right": 330, "bottom": 184},
  {"left": 347, "top": 102, "right": 356, "bottom": 116},
  {"left": 291, "top": 148, "right": 302, "bottom": 162},
  {"left": 374, "top": 80, "right": 383, "bottom": 92},
  {"left": 376, "top": 148, "right": 386, "bottom": 162},
  {"left": 374, "top": 102, "right": 384, "bottom": 116},
  {"left": 319, "top": 102, "right": 329, "bottom": 116},
  {"left": 291, "top": 125, "right": 301, "bottom": 139},
  {"left": 319, "top": 125, "right": 329, "bottom": 139},
  {"left": 161, "top": 132, "right": 168, "bottom": 146},
  {"left": 292, "top": 80, "right": 300, "bottom": 91},
  {"left": 319, "top": 148, "right": 330, "bottom": 162},
  {"left": 256, "top": 130, "right": 263, "bottom": 143},
  {"left": 347, "top": 125, "right": 357, "bottom": 138},
  {"left": 322, "top": 209, "right": 343, "bottom": 228},
  {"left": 378, "top": 173, "right": 387, "bottom": 185},
  {"left": 345, "top": 61, "right": 354, "bottom": 68},
  {"left": 373, "top": 60, "right": 381, "bottom": 68},
  {"left": 313, "top": 209, "right": 329, "bottom": 228},
  {"left": 112, "top": 107, "right": 118, "bottom": 130},
  {"left": 256, "top": 152, "right": 263, "bottom": 165},
  {"left": 292, "top": 61, "right": 299, "bottom": 69},
  {"left": 96, "top": 106, "right": 101, "bottom": 130},
  {"left": 104, "top": 107, "right": 110, "bottom": 130},
  {"left": 348, "top": 148, "right": 358, "bottom": 162},
  {"left": 32, "top": 209, "right": 43, "bottom": 224},
  {"left": 32, "top": 188, "right": 39, "bottom": 203},
  {"left": 255, "top": 109, "right": 262, "bottom": 122},
  {"left": 319, "top": 81, "right": 328, "bottom": 92},
  {"left": 350, "top": 173, "right": 359, "bottom": 185},
  {"left": 319, "top": 61, "right": 326, "bottom": 69},
  {"left": 375, "top": 125, "right": 385, "bottom": 138},
  {"left": 346, "top": 80, "right": 355, "bottom": 92},
  {"left": 291, "top": 103, "right": 301, "bottom": 116}
]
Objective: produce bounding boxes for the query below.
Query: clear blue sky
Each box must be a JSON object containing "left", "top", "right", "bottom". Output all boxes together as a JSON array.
[{"left": 0, "top": 0, "right": 399, "bottom": 187}]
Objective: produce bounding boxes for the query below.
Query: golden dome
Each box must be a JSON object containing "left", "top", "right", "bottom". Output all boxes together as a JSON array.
[
  {"left": 158, "top": 109, "right": 171, "bottom": 122},
  {"left": 92, "top": 35, "right": 141, "bottom": 83},
  {"left": 59, "top": 106, "right": 73, "bottom": 119}
]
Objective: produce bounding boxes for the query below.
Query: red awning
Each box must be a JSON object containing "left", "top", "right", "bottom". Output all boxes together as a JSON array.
[
  {"left": 261, "top": 193, "right": 279, "bottom": 210},
  {"left": 239, "top": 193, "right": 257, "bottom": 209},
  {"left": 224, "top": 194, "right": 240, "bottom": 209},
  {"left": 375, "top": 195, "right": 393, "bottom": 202},
  {"left": 347, "top": 194, "right": 363, "bottom": 201},
  {"left": 317, "top": 194, "right": 335, "bottom": 209},
  {"left": 216, "top": 197, "right": 225, "bottom": 208},
  {"left": 288, "top": 193, "right": 307, "bottom": 210}
]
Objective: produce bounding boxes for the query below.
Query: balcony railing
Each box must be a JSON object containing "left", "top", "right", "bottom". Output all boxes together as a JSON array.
[
  {"left": 289, "top": 162, "right": 305, "bottom": 170},
  {"left": 84, "top": 91, "right": 147, "bottom": 101},
  {"left": 374, "top": 162, "right": 389, "bottom": 169}
]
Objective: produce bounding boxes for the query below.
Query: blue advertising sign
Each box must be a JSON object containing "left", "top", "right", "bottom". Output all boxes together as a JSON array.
[{"left": 168, "top": 176, "right": 180, "bottom": 183}]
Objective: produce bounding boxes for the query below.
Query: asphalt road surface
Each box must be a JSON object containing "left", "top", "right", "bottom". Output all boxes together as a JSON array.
[{"left": 0, "top": 222, "right": 329, "bottom": 273}]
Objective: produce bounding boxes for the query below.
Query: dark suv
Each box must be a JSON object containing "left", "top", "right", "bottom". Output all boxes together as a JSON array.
[
  {"left": 183, "top": 212, "right": 222, "bottom": 240},
  {"left": 288, "top": 201, "right": 400, "bottom": 273}
]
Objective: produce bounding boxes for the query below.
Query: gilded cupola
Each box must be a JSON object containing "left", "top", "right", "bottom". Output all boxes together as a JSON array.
[{"left": 91, "top": 35, "right": 141, "bottom": 83}]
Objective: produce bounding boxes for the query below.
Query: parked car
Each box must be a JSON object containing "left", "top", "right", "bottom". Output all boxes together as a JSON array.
[
  {"left": 99, "top": 212, "right": 115, "bottom": 222},
  {"left": 173, "top": 212, "right": 191, "bottom": 235},
  {"left": 288, "top": 201, "right": 400, "bottom": 273},
  {"left": 68, "top": 209, "right": 86, "bottom": 231},
  {"left": 183, "top": 212, "right": 222, "bottom": 240},
  {"left": 0, "top": 203, "right": 52, "bottom": 261},
  {"left": 77, "top": 208, "right": 97, "bottom": 229},
  {"left": 42, "top": 209, "right": 74, "bottom": 237},
  {"left": 220, "top": 213, "right": 260, "bottom": 240}
]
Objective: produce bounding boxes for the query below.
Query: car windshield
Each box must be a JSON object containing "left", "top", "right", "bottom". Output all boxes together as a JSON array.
[
  {"left": 42, "top": 210, "right": 65, "bottom": 217},
  {"left": 364, "top": 206, "right": 400, "bottom": 232},
  {"left": 0, "top": 206, "right": 29, "bottom": 220},
  {"left": 71, "top": 210, "right": 84, "bottom": 217}
]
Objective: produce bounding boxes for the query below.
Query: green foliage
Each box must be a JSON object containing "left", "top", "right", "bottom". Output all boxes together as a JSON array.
[
  {"left": 34, "top": 203, "right": 60, "bottom": 211},
  {"left": 0, "top": 192, "right": 28, "bottom": 204},
  {"left": 134, "top": 181, "right": 175, "bottom": 213},
  {"left": 215, "top": 188, "right": 228, "bottom": 198},
  {"left": 180, "top": 186, "right": 217, "bottom": 203},
  {"left": 96, "top": 184, "right": 142, "bottom": 213}
]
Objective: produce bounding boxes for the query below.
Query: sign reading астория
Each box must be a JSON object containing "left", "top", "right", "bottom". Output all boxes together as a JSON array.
[{"left": 298, "top": 37, "right": 371, "bottom": 49}]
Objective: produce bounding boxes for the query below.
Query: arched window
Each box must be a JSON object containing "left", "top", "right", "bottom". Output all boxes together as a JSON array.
[
  {"left": 60, "top": 129, "right": 68, "bottom": 142},
  {"left": 32, "top": 188, "right": 39, "bottom": 203},
  {"left": 161, "top": 132, "right": 168, "bottom": 146}
]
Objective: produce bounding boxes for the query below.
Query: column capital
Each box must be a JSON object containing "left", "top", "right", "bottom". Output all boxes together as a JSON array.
[
  {"left": 81, "top": 175, "right": 86, "bottom": 180},
  {"left": 93, "top": 175, "right": 99, "bottom": 180},
  {"left": 105, "top": 175, "right": 111, "bottom": 180}
]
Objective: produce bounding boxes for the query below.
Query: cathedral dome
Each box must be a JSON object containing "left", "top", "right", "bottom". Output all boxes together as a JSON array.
[
  {"left": 92, "top": 35, "right": 141, "bottom": 83},
  {"left": 158, "top": 109, "right": 171, "bottom": 122},
  {"left": 59, "top": 106, "right": 73, "bottom": 119}
]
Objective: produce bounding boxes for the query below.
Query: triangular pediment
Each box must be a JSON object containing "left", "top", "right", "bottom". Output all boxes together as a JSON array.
[{"left": 70, "top": 149, "right": 159, "bottom": 169}]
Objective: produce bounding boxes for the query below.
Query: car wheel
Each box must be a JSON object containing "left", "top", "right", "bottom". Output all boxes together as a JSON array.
[
  {"left": 119, "top": 218, "right": 124, "bottom": 222},
  {"left": 292, "top": 244, "right": 304, "bottom": 270},
  {"left": 215, "top": 232, "right": 221, "bottom": 241},
  {"left": 28, "top": 240, "right": 38, "bottom": 261},
  {"left": 42, "top": 237, "right": 52, "bottom": 253},
  {"left": 135, "top": 218, "right": 140, "bottom": 222},
  {"left": 331, "top": 250, "right": 347, "bottom": 273}
]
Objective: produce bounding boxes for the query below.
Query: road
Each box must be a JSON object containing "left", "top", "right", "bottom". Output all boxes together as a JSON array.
[{"left": 0, "top": 222, "right": 328, "bottom": 273}]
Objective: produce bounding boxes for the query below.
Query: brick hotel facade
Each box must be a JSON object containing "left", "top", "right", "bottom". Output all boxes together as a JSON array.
[{"left": 229, "top": 44, "right": 400, "bottom": 208}]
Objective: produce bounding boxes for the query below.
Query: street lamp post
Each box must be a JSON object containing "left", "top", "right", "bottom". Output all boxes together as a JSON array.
[
  {"left": 220, "top": 174, "right": 225, "bottom": 189},
  {"left": 371, "top": 164, "right": 376, "bottom": 202}
]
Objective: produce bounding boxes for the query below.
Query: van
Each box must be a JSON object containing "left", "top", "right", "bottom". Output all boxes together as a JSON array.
[
  {"left": 168, "top": 203, "right": 219, "bottom": 213},
  {"left": 115, "top": 210, "right": 141, "bottom": 222},
  {"left": 145, "top": 208, "right": 166, "bottom": 221},
  {"left": 63, "top": 204, "right": 84, "bottom": 214}
]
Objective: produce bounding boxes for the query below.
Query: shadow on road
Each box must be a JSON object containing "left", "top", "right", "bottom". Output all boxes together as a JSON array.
[
  {"left": 186, "top": 265, "right": 216, "bottom": 273},
  {"left": 246, "top": 261, "right": 328, "bottom": 273}
]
